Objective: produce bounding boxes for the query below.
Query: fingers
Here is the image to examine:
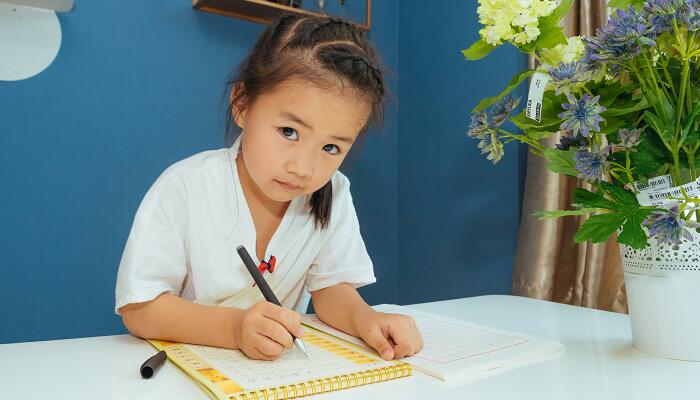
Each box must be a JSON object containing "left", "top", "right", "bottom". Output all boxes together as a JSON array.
[
  {"left": 258, "top": 318, "right": 294, "bottom": 350},
  {"left": 253, "top": 335, "right": 285, "bottom": 358},
  {"left": 389, "top": 326, "right": 412, "bottom": 359},
  {"left": 362, "top": 325, "right": 395, "bottom": 360},
  {"left": 389, "top": 315, "right": 422, "bottom": 358},
  {"left": 259, "top": 302, "right": 304, "bottom": 338}
]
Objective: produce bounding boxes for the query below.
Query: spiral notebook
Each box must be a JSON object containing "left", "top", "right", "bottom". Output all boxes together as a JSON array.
[{"left": 148, "top": 324, "right": 411, "bottom": 400}]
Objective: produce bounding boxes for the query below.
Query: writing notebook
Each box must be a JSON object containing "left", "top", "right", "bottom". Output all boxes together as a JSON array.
[
  {"left": 148, "top": 324, "right": 411, "bottom": 400},
  {"left": 302, "top": 304, "right": 564, "bottom": 384}
]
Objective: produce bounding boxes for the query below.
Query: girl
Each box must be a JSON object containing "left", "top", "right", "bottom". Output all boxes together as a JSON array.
[{"left": 115, "top": 14, "right": 422, "bottom": 362}]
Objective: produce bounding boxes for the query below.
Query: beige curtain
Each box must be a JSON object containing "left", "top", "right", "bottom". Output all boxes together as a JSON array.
[{"left": 512, "top": 0, "right": 629, "bottom": 313}]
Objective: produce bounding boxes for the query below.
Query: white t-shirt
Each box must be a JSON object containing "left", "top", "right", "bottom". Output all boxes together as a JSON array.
[{"left": 114, "top": 137, "right": 376, "bottom": 314}]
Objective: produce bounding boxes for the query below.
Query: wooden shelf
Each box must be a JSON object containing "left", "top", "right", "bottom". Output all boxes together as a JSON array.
[{"left": 192, "top": 0, "right": 371, "bottom": 31}]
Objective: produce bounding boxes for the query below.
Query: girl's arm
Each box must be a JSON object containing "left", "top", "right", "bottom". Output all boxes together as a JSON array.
[
  {"left": 119, "top": 293, "right": 304, "bottom": 360},
  {"left": 311, "top": 283, "right": 423, "bottom": 360},
  {"left": 120, "top": 293, "right": 241, "bottom": 349}
]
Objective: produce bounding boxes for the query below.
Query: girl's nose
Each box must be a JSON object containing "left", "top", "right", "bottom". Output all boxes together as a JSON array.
[{"left": 286, "top": 157, "right": 312, "bottom": 178}]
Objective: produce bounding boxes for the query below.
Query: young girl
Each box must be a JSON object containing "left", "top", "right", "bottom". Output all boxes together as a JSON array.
[{"left": 115, "top": 14, "right": 422, "bottom": 362}]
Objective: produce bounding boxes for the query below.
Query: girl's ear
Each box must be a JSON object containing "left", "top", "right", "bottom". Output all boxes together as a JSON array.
[{"left": 230, "top": 81, "right": 247, "bottom": 129}]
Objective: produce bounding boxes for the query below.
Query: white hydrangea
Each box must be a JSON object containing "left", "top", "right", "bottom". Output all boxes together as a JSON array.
[
  {"left": 540, "top": 36, "right": 585, "bottom": 68},
  {"left": 477, "top": 0, "right": 558, "bottom": 46}
]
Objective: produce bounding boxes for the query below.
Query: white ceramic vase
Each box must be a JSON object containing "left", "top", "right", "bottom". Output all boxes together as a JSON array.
[{"left": 620, "top": 230, "right": 700, "bottom": 361}]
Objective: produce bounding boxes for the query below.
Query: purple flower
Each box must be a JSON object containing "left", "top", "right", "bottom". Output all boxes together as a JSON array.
[
  {"left": 491, "top": 95, "right": 520, "bottom": 126},
  {"left": 574, "top": 146, "right": 610, "bottom": 182},
  {"left": 644, "top": 0, "right": 682, "bottom": 33},
  {"left": 558, "top": 93, "right": 606, "bottom": 137},
  {"left": 643, "top": 204, "right": 700, "bottom": 245},
  {"left": 467, "top": 96, "right": 520, "bottom": 164},
  {"left": 556, "top": 129, "right": 589, "bottom": 150},
  {"left": 467, "top": 110, "right": 503, "bottom": 163},
  {"left": 547, "top": 61, "right": 591, "bottom": 95},
  {"left": 583, "top": 6, "right": 658, "bottom": 69},
  {"left": 467, "top": 111, "right": 490, "bottom": 138},
  {"left": 617, "top": 128, "right": 642, "bottom": 148},
  {"left": 645, "top": 0, "right": 685, "bottom": 15},
  {"left": 677, "top": 0, "right": 700, "bottom": 31}
]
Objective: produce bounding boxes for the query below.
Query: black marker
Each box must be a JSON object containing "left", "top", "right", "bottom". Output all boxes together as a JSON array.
[
  {"left": 140, "top": 350, "right": 167, "bottom": 379},
  {"left": 236, "top": 245, "right": 308, "bottom": 357}
]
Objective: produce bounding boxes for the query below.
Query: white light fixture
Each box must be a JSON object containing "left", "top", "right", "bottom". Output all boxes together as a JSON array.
[{"left": 0, "top": 0, "right": 73, "bottom": 81}]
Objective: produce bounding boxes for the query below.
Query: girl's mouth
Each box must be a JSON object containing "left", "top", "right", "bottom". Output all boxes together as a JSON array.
[{"left": 275, "top": 180, "right": 301, "bottom": 191}]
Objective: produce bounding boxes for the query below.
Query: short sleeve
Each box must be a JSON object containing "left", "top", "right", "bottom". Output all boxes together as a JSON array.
[
  {"left": 114, "top": 167, "right": 189, "bottom": 314},
  {"left": 305, "top": 174, "right": 376, "bottom": 292}
]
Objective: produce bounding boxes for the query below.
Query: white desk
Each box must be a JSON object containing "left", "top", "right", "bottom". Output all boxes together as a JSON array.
[{"left": 1, "top": 295, "right": 698, "bottom": 399}]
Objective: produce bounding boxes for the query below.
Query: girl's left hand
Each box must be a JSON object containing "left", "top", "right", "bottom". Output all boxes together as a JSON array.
[{"left": 353, "top": 310, "right": 423, "bottom": 360}]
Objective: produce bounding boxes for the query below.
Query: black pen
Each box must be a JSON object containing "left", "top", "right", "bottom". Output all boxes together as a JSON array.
[
  {"left": 140, "top": 350, "right": 167, "bottom": 379},
  {"left": 236, "top": 245, "right": 308, "bottom": 357}
]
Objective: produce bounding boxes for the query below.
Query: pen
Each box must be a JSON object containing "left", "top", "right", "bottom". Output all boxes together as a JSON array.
[
  {"left": 140, "top": 350, "right": 167, "bottom": 379},
  {"left": 236, "top": 245, "right": 308, "bottom": 358}
]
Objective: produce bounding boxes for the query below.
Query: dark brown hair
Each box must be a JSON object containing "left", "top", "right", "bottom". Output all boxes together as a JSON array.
[{"left": 225, "top": 14, "right": 386, "bottom": 229}]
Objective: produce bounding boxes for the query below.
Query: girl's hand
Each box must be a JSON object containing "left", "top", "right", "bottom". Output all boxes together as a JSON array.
[
  {"left": 232, "top": 301, "right": 304, "bottom": 360},
  {"left": 353, "top": 309, "right": 423, "bottom": 360}
]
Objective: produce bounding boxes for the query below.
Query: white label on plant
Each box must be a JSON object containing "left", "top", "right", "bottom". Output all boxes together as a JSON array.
[
  {"left": 636, "top": 178, "right": 700, "bottom": 206},
  {"left": 525, "top": 72, "right": 549, "bottom": 122},
  {"left": 634, "top": 174, "right": 672, "bottom": 193}
]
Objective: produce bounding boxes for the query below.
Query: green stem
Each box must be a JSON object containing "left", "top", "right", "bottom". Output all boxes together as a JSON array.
[
  {"left": 497, "top": 128, "right": 546, "bottom": 152},
  {"left": 687, "top": 145, "right": 698, "bottom": 181},
  {"left": 660, "top": 57, "right": 678, "bottom": 99},
  {"left": 640, "top": 47, "right": 669, "bottom": 122},
  {"left": 672, "top": 150, "right": 682, "bottom": 186},
  {"left": 625, "top": 151, "right": 636, "bottom": 190}
]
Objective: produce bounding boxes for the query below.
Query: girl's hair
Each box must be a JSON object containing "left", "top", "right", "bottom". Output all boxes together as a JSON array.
[{"left": 224, "top": 14, "right": 386, "bottom": 230}]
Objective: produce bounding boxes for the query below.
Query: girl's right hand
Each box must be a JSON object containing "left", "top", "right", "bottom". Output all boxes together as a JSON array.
[{"left": 233, "top": 301, "right": 304, "bottom": 360}]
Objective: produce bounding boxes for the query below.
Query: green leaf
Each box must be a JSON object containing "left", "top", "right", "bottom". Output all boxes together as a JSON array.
[
  {"left": 630, "top": 129, "right": 674, "bottom": 177},
  {"left": 462, "top": 39, "right": 496, "bottom": 61},
  {"left": 680, "top": 99, "right": 700, "bottom": 145},
  {"left": 607, "top": 0, "right": 645, "bottom": 10},
  {"left": 572, "top": 188, "right": 617, "bottom": 210},
  {"left": 574, "top": 213, "right": 627, "bottom": 243},
  {"left": 617, "top": 209, "right": 653, "bottom": 249},
  {"left": 520, "top": 20, "right": 566, "bottom": 53},
  {"left": 604, "top": 98, "right": 649, "bottom": 117},
  {"left": 527, "top": 130, "right": 557, "bottom": 140},
  {"left": 643, "top": 111, "right": 674, "bottom": 151},
  {"left": 518, "top": 0, "right": 573, "bottom": 53},
  {"left": 550, "top": 0, "right": 575, "bottom": 20},
  {"left": 472, "top": 70, "right": 535, "bottom": 113},
  {"left": 570, "top": 183, "right": 652, "bottom": 249},
  {"left": 534, "top": 208, "right": 599, "bottom": 219},
  {"left": 511, "top": 91, "right": 566, "bottom": 131},
  {"left": 544, "top": 148, "right": 578, "bottom": 177},
  {"left": 598, "top": 181, "right": 639, "bottom": 210}
]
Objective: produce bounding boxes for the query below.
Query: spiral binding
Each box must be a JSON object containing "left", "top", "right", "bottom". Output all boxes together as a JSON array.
[{"left": 234, "top": 363, "right": 412, "bottom": 400}]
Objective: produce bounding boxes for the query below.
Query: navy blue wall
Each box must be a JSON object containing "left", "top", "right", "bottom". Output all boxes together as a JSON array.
[
  {"left": 396, "top": 0, "right": 527, "bottom": 304},
  {"left": 0, "top": 0, "right": 524, "bottom": 344}
]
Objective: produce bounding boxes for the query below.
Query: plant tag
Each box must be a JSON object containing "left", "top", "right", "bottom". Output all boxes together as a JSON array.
[
  {"left": 636, "top": 178, "right": 700, "bottom": 206},
  {"left": 634, "top": 174, "right": 672, "bottom": 193},
  {"left": 525, "top": 72, "right": 549, "bottom": 122}
]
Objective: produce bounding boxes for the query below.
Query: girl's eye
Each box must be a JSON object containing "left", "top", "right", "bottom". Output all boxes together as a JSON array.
[
  {"left": 323, "top": 144, "right": 340, "bottom": 155},
  {"left": 279, "top": 127, "right": 298, "bottom": 140}
]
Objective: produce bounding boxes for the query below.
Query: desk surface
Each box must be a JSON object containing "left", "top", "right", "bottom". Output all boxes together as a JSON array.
[{"left": 1, "top": 295, "right": 698, "bottom": 399}]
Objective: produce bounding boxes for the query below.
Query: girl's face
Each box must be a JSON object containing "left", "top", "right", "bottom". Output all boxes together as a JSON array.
[{"left": 234, "top": 79, "right": 371, "bottom": 203}]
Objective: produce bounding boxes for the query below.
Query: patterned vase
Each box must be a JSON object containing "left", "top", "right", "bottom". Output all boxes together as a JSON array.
[{"left": 620, "top": 231, "right": 700, "bottom": 361}]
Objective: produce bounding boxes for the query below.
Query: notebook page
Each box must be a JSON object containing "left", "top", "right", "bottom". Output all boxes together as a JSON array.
[
  {"left": 302, "top": 304, "right": 564, "bottom": 383},
  {"left": 183, "top": 329, "right": 397, "bottom": 390},
  {"left": 374, "top": 304, "right": 564, "bottom": 382}
]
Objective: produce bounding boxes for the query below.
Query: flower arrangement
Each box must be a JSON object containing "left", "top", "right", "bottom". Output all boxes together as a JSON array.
[{"left": 465, "top": 0, "right": 700, "bottom": 249}]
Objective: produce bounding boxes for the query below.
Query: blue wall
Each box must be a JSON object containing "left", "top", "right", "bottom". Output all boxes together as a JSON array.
[
  {"left": 0, "top": 0, "right": 524, "bottom": 344},
  {"left": 396, "top": 0, "right": 527, "bottom": 304}
]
